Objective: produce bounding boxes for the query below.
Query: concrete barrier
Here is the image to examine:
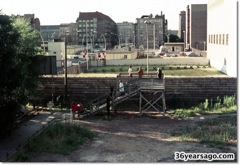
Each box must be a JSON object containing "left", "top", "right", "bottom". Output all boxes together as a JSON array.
[{"left": 37, "top": 76, "right": 237, "bottom": 108}]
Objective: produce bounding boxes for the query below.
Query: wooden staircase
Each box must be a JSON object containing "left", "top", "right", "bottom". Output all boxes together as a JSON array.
[{"left": 78, "top": 77, "right": 166, "bottom": 118}]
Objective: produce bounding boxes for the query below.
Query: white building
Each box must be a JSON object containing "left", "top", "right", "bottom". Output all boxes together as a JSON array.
[
  {"left": 48, "top": 41, "right": 65, "bottom": 68},
  {"left": 207, "top": 0, "right": 238, "bottom": 77}
]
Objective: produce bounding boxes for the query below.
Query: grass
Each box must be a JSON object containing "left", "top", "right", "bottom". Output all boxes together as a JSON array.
[
  {"left": 174, "top": 115, "right": 237, "bottom": 146},
  {"left": 171, "top": 95, "right": 237, "bottom": 147},
  {"left": 173, "top": 95, "right": 237, "bottom": 118},
  {"left": 84, "top": 65, "right": 227, "bottom": 77},
  {"left": 12, "top": 122, "right": 96, "bottom": 162}
]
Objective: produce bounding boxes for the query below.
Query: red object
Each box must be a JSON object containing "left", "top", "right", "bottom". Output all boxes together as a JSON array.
[
  {"left": 179, "top": 51, "right": 186, "bottom": 56},
  {"left": 71, "top": 102, "right": 77, "bottom": 112}
]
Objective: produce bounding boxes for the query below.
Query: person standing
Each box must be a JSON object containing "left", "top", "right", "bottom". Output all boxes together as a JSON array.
[
  {"left": 128, "top": 65, "right": 133, "bottom": 78},
  {"left": 71, "top": 101, "right": 77, "bottom": 119},
  {"left": 119, "top": 80, "right": 124, "bottom": 96},
  {"left": 106, "top": 93, "right": 112, "bottom": 119},
  {"left": 138, "top": 66, "right": 144, "bottom": 78},
  {"left": 157, "top": 68, "right": 163, "bottom": 79}
]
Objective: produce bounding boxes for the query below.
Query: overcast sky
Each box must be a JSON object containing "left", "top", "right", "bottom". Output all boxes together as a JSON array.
[{"left": 1, "top": 0, "right": 208, "bottom": 29}]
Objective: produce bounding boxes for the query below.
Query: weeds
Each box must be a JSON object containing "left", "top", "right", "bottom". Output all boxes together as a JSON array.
[
  {"left": 175, "top": 115, "right": 237, "bottom": 145},
  {"left": 174, "top": 95, "right": 237, "bottom": 118},
  {"left": 28, "top": 122, "right": 95, "bottom": 155}
]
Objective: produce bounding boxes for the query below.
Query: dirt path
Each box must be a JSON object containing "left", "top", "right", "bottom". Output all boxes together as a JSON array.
[{"left": 27, "top": 112, "right": 237, "bottom": 162}]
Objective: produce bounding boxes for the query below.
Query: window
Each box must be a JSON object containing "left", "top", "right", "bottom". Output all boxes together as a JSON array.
[
  {"left": 219, "top": 34, "right": 221, "bottom": 44},
  {"left": 124, "top": 55, "right": 127, "bottom": 59},
  {"left": 226, "top": 34, "right": 229, "bottom": 45},
  {"left": 216, "top": 34, "right": 218, "bottom": 44},
  {"left": 222, "top": 34, "right": 225, "bottom": 45},
  {"left": 53, "top": 52, "right": 56, "bottom": 54}
]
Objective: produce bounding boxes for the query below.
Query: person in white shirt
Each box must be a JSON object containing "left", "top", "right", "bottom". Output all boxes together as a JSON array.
[
  {"left": 119, "top": 80, "right": 124, "bottom": 96},
  {"left": 128, "top": 65, "right": 133, "bottom": 78}
]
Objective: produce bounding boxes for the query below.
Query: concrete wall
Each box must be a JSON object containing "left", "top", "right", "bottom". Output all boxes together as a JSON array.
[
  {"left": 37, "top": 76, "right": 237, "bottom": 107},
  {"left": 106, "top": 50, "right": 138, "bottom": 60},
  {"left": 207, "top": 0, "right": 237, "bottom": 77},
  {"left": 106, "top": 57, "right": 209, "bottom": 66}
]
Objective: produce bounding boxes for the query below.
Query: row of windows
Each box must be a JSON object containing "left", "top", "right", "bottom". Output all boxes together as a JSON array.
[
  {"left": 77, "top": 28, "right": 95, "bottom": 33},
  {"left": 208, "top": 34, "right": 229, "bottom": 45},
  {"left": 78, "top": 19, "right": 97, "bottom": 23},
  {"left": 79, "top": 23, "right": 97, "bottom": 28}
]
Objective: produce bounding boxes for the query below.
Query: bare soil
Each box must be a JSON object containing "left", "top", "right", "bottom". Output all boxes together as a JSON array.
[{"left": 27, "top": 110, "right": 237, "bottom": 163}]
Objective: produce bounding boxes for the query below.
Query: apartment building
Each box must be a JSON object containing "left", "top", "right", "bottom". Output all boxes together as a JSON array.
[
  {"left": 135, "top": 12, "right": 167, "bottom": 50},
  {"left": 178, "top": 11, "right": 186, "bottom": 40},
  {"left": 40, "top": 25, "right": 60, "bottom": 42},
  {"left": 23, "top": 14, "right": 40, "bottom": 31},
  {"left": 185, "top": 4, "right": 207, "bottom": 51},
  {"left": 117, "top": 22, "right": 135, "bottom": 47},
  {"left": 76, "top": 11, "right": 118, "bottom": 50}
]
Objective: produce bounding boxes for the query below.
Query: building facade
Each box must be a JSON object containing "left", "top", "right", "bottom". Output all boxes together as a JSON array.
[
  {"left": 178, "top": 11, "right": 186, "bottom": 40},
  {"left": 40, "top": 25, "right": 60, "bottom": 42},
  {"left": 76, "top": 11, "right": 118, "bottom": 50},
  {"left": 48, "top": 41, "right": 65, "bottom": 68},
  {"left": 185, "top": 4, "right": 207, "bottom": 51},
  {"left": 135, "top": 12, "right": 168, "bottom": 50},
  {"left": 24, "top": 14, "right": 40, "bottom": 31},
  {"left": 117, "top": 22, "right": 135, "bottom": 47},
  {"left": 59, "top": 23, "right": 78, "bottom": 45},
  {"left": 207, "top": 0, "right": 238, "bottom": 77}
]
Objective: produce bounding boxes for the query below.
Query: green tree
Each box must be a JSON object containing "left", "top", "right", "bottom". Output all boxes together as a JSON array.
[
  {"left": 169, "top": 34, "right": 181, "bottom": 42},
  {"left": 0, "top": 13, "right": 42, "bottom": 135}
]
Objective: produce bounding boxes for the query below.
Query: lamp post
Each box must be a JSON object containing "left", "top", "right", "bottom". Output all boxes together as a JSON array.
[
  {"left": 203, "top": 41, "right": 206, "bottom": 51},
  {"left": 183, "top": 31, "right": 185, "bottom": 51},
  {"left": 36, "top": 30, "right": 45, "bottom": 53},
  {"left": 100, "top": 34, "right": 106, "bottom": 51},
  {"left": 133, "top": 31, "right": 135, "bottom": 48},
  {"left": 153, "top": 23, "right": 156, "bottom": 53},
  {"left": 144, "top": 20, "right": 150, "bottom": 76},
  {"left": 64, "top": 36, "right": 67, "bottom": 101}
]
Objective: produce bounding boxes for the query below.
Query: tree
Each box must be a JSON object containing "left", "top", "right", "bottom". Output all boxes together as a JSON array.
[
  {"left": 0, "top": 13, "right": 42, "bottom": 135},
  {"left": 169, "top": 34, "right": 181, "bottom": 42}
]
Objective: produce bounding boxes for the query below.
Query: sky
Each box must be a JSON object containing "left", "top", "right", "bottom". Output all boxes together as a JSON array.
[{"left": 1, "top": 0, "right": 208, "bottom": 30}]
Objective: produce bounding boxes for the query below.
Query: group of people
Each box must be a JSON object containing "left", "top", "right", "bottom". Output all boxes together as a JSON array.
[
  {"left": 128, "top": 65, "right": 163, "bottom": 79},
  {"left": 128, "top": 65, "right": 144, "bottom": 78}
]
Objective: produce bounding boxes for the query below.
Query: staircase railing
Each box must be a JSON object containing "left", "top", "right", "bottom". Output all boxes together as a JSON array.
[{"left": 81, "top": 77, "right": 165, "bottom": 117}]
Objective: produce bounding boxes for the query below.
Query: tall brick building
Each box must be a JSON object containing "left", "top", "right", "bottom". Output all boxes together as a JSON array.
[{"left": 76, "top": 11, "right": 118, "bottom": 50}]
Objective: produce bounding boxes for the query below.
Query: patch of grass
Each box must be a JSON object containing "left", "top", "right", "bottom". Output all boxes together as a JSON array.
[
  {"left": 25, "top": 122, "right": 95, "bottom": 156},
  {"left": 176, "top": 115, "right": 237, "bottom": 145},
  {"left": 87, "top": 65, "right": 226, "bottom": 77},
  {"left": 174, "top": 95, "right": 237, "bottom": 118}
]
